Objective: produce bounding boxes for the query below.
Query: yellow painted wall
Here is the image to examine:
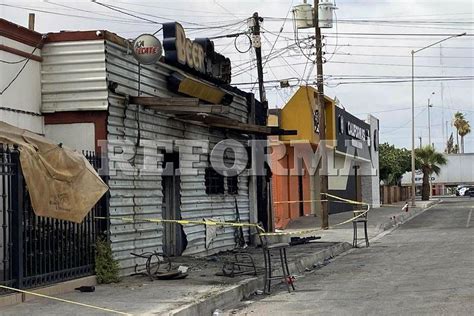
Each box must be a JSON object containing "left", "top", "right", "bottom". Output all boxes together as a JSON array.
[
  {"left": 280, "top": 86, "right": 318, "bottom": 143},
  {"left": 279, "top": 86, "right": 336, "bottom": 147}
]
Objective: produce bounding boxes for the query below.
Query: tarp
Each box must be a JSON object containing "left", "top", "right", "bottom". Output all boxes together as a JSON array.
[{"left": 0, "top": 121, "right": 108, "bottom": 223}]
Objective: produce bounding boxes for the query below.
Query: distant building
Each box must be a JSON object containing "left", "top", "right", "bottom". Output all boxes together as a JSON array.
[
  {"left": 401, "top": 153, "right": 474, "bottom": 195},
  {"left": 268, "top": 86, "right": 380, "bottom": 229}
]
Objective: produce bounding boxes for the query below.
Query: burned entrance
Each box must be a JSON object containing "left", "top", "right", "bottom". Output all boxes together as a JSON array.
[{"left": 162, "top": 152, "right": 186, "bottom": 257}]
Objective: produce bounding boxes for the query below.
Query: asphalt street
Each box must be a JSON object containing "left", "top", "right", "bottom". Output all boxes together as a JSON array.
[{"left": 231, "top": 198, "right": 474, "bottom": 316}]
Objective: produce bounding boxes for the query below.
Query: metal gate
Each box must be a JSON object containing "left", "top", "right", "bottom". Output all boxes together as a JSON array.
[{"left": 1, "top": 144, "right": 107, "bottom": 294}]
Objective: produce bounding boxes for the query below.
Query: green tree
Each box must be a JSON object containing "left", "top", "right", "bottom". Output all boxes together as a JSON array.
[
  {"left": 415, "top": 146, "right": 447, "bottom": 201},
  {"left": 95, "top": 237, "right": 121, "bottom": 284},
  {"left": 453, "top": 112, "right": 465, "bottom": 149},
  {"left": 458, "top": 119, "right": 471, "bottom": 153},
  {"left": 379, "top": 143, "right": 412, "bottom": 185}
]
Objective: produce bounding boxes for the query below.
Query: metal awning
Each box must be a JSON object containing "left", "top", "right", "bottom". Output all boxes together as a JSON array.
[{"left": 130, "top": 96, "right": 296, "bottom": 136}]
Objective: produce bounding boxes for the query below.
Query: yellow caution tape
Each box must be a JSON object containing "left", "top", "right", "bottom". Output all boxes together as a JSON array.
[
  {"left": 260, "top": 193, "right": 370, "bottom": 236},
  {"left": 95, "top": 216, "right": 266, "bottom": 233},
  {"left": 96, "top": 193, "right": 370, "bottom": 237},
  {"left": 0, "top": 285, "right": 132, "bottom": 315}
]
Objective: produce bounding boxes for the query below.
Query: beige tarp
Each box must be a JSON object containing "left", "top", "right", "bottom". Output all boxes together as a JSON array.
[{"left": 0, "top": 121, "right": 108, "bottom": 223}]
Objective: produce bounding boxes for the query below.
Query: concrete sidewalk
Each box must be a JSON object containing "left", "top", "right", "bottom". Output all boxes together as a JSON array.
[
  {"left": 0, "top": 200, "right": 438, "bottom": 316},
  {"left": 282, "top": 200, "right": 439, "bottom": 245}
]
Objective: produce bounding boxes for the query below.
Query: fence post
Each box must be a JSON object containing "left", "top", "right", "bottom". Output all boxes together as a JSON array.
[{"left": 11, "top": 147, "right": 24, "bottom": 289}]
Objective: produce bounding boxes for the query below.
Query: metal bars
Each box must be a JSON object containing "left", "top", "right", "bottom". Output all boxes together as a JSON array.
[{"left": 0, "top": 145, "right": 107, "bottom": 294}]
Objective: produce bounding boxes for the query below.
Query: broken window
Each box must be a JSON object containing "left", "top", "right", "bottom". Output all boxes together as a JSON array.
[{"left": 205, "top": 167, "right": 225, "bottom": 194}]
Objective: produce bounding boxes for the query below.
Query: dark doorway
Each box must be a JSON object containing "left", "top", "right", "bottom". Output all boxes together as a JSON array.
[
  {"left": 298, "top": 174, "right": 304, "bottom": 216},
  {"left": 162, "top": 152, "right": 186, "bottom": 257}
]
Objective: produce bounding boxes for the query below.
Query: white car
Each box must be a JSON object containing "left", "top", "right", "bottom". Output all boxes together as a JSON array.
[{"left": 457, "top": 187, "right": 469, "bottom": 196}]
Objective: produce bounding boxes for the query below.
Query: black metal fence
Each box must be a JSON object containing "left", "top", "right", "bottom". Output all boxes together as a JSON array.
[{"left": 1, "top": 145, "right": 107, "bottom": 294}]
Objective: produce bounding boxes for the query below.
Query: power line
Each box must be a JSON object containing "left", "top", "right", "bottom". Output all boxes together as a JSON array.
[
  {"left": 331, "top": 52, "right": 474, "bottom": 59},
  {"left": 0, "top": 36, "right": 45, "bottom": 95},
  {"left": 327, "top": 60, "right": 474, "bottom": 69},
  {"left": 92, "top": 1, "right": 246, "bottom": 30},
  {"left": 44, "top": 0, "right": 144, "bottom": 22},
  {"left": 324, "top": 43, "right": 474, "bottom": 50},
  {"left": 326, "top": 77, "right": 474, "bottom": 86},
  {"left": 381, "top": 108, "right": 427, "bottom": 135},
  {"left": 0, "top": 3, "right": 148, "bottom": 24}
]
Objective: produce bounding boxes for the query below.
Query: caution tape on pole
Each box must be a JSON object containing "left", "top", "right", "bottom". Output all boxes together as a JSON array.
[
  {"left": 259, "top": 193, "right": 370, "bottom": 236},
  {"left": 95, "top": 216, "right": 266, "bottom": 233},
  {"left": 96, "top": 193, "right": 371, "bottom": 237}
]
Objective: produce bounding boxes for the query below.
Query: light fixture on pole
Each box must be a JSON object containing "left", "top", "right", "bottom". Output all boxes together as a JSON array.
[
  {"left": 428, "top": 92, "right": 435, "bottom": 148},
  {"left": 410, "top": 32, "right": 466, "bottom": 207}
]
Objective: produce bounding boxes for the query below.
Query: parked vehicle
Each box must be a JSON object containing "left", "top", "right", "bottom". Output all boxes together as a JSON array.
[
  {"left": 456, "top": 186, "right": 469, "bottom": 196},
  {"left": 468, "top": 187, "right": 474, "bottom": 198}
]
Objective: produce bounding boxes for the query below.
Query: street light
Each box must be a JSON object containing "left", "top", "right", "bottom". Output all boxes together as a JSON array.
[
  {"left": 410, "top": 32, "right": 466, "bottom": 207},
  {"left": 428, "top": 92, "right": 435, "bottom": 148}
]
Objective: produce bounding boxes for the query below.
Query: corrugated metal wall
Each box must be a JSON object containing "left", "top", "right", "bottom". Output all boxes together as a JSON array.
[
  {"left": 105, "top": 41, "right": 251, "bottom": 272},
  {"left": 41, "top": 40, "right": 108, "bottom": 112}
]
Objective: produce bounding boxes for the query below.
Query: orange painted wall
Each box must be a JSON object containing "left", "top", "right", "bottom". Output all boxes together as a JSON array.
[
  {"left": 272, "top": 144, "right": 314, "bottom": 229},
  {"left": 272, "top": 151, "right": 290, "bottom": 229}
]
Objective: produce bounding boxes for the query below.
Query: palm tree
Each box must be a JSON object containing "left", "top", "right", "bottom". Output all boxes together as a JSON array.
[
  {"left": 458, "top": 119, "right": 471, "bottom": 153},
  {"left": 415, "top": 146, "right": 447, "bottom": 201},
  {"left": 453, "top": 112, "right": 465, "bottom": 149}
]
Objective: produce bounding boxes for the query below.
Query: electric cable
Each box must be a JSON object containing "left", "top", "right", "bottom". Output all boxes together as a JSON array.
[{"left": 0, "top": 36, "right": 46, "bottom": 95}]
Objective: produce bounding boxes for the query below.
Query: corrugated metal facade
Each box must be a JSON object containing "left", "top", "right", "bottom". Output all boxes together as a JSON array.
[
  {"left": 40, "top": 40, "right": 108, "bottom": 113},
  {"left": 105, "top": 41, "right": 251, "bottom": 272}
]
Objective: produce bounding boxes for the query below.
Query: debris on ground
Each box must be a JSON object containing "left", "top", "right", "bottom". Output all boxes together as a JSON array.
[{"left": 289, "top": 236, "right": 321, "bottom": 246}]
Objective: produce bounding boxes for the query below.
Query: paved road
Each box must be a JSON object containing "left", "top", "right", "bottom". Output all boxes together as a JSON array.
[{"left": 231, "top": 198, "right": 474, "bottom": 316}]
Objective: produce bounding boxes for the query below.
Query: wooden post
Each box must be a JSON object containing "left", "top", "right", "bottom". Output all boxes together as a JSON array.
[{"left": 28, "top": 13, "right": 35, "bottom": 31}]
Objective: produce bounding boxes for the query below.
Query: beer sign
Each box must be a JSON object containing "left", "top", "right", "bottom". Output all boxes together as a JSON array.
[{"left": 163, "top": 22, "right": 232, "bottom": 84}]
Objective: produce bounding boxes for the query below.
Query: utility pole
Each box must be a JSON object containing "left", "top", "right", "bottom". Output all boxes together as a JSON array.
[
  {"left": 314, "top": 0, "right": 329, "bottom": 229},
  {"left": 428, "top": 92, "right": 434, "bottom": 148},
  {"left": 250, "top": 12, "right": 271, "bottom": 231},
  {"left": 251, "top": 12, "right": 267, "bottom": 108},
  {"left": 440, "top": 44, "right": 445, "bottom": 144}
]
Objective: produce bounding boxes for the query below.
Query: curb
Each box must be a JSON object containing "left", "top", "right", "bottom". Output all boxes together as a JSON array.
[
  {"left": 165, "top": 201, "right": 440, "bottom": 316},
  {"left": 166, "top": 242, "right": 352, "bottom": 316},
  {"left": 376, "top": 200, "right": 440, "bottom": 234}
]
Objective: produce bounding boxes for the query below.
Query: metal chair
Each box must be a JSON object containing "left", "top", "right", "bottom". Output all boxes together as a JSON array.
[
  {"left": 256, "top": 225, "right": 295, "bottom": 294},
  {"left": 352, "top": 210, "right": 369, "bottom": 248}
]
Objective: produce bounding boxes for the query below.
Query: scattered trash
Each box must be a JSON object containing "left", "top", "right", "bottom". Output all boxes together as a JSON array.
[
  {"left": 155, "top": 270, "right": 189, "bottom": 280},
  {"left": 212, "top": 309, "right": 223, "bottom": 316},
  {"left": 178, "top": 265, "right": 189, "bottom": 273},
  {"left": 285, "top": 276, "right": 296, "bottom": 285},
  {"left": 74, "top": 285, "right": 95, "bottom": 292},
  {"left": 219, "top": 253, "right": 258, "bottom": 278},
  {"left": 402, "top": 202, "right": 409, "bottom": 212},
  {"left": 290, "top": 236, "right": 321, "bottom": 246},
  {"left": 255, "top": 289, "right": 264, "bottom": 295}
]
